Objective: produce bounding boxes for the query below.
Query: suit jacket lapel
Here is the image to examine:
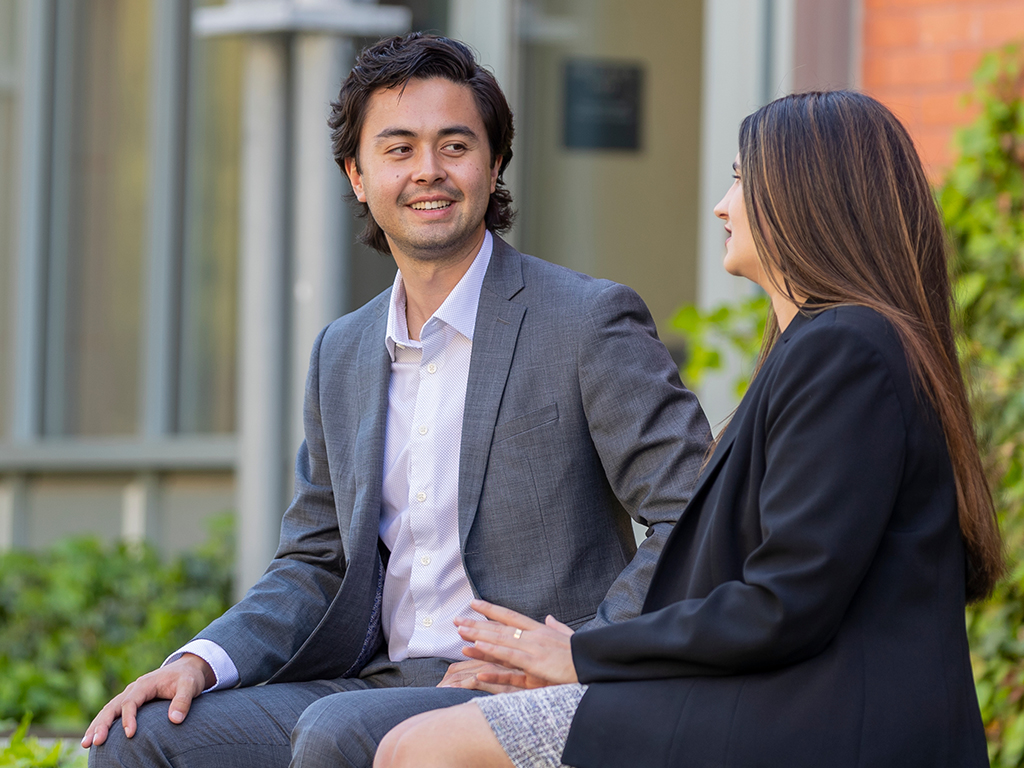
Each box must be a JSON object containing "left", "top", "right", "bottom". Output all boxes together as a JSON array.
[
  {"left": 352, "top": 295, "right": 391, "bottom": 557},
  {"left": 458, "top": 238, "right": 526, "bottom": 551}
]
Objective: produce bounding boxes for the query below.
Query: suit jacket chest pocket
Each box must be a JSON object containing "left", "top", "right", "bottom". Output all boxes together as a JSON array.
[{"left": 492, "top": 403, "right": 559, "bottom": 444}]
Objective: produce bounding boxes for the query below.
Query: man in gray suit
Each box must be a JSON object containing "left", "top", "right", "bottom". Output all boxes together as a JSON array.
[{"left": 83, "top": 32, "right": 709, "bottom": 768}]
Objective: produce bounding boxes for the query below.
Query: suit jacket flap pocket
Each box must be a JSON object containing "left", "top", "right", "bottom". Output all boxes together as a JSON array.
[{"left": 493, "top": 403, "right": 559, "bottom": 443}]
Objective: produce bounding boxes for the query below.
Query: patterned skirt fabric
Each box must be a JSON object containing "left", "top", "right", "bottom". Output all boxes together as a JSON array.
[{"left": 475, "top": 683, "right": 588, "bottom": 768}]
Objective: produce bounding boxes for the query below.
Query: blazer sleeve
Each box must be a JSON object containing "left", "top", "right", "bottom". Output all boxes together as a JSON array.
[
  {"left": 194, "top": 325, "right": 348, "bottom": 686},
  {"left": 572, "top": 319, "right": 909, "bottom": 680},
  {"left": 576, "top": 282, "right": 711, "bottom": 630}
]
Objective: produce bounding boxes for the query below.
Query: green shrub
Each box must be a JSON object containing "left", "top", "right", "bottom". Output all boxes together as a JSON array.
[
  {"left": 0, "top": 515, "right": 233, "bottom": 732},
  {"left": 0, "top": 717, "right": 85, "bottom": 768},
  {"left": 940, "top": 43, "right": 1024, "bottom": 768}
]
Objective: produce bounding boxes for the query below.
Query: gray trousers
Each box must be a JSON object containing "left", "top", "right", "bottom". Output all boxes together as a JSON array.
[{"left": 88, "top": 654, "right": 487, "bottom": 768}]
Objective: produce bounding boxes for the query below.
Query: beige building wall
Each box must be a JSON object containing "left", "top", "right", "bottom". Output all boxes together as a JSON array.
[{"left": 516, "top": 0, "right": 704, "bottom": 333}]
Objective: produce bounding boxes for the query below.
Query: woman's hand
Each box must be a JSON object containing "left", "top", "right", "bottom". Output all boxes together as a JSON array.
[{"left": 454, "top": 599, "right": 578, "bottom": 687}]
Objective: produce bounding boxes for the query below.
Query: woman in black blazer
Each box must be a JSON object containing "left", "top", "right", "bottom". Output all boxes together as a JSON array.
[{"left": 374, "top": 91, "right": 1004, "bottom": 768}]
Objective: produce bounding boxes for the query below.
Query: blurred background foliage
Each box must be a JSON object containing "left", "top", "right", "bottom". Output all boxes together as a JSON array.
[
  {"left": 0, "top": 514, "right": 232, "bottom": 735},
  {"left": 942, "top": 43, "right": 1024, "bottom": 768},
  {"left": 670, "top": 293, "right": 769, "bottom": 399},
  {"left": 0, "top": 716, "right": 85, "bottom": 768}
]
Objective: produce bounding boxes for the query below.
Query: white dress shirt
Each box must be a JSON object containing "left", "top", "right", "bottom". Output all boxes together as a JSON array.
[
  {"left": 379, "top": 231, "right": 491, "bottom": 661},
  {"left": 169, "top": 232, "right": 493, "bottom": 688}
]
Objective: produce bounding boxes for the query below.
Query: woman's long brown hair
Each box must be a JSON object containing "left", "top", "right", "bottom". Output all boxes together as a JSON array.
[{"left": 737, "top": 91, "right": 1003, "bottom": 602}]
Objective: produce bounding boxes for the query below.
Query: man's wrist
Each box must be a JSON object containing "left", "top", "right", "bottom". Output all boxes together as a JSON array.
[
  {"left": 180, "top": 652, "right": 216, "bottom": 690},
  {"left": 164, "top": 640, "right": 239, "bottom": 692}
]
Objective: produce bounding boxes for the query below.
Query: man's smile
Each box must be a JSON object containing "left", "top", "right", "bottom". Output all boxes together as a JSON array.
[{"left": 409, "top": 200, "right": 453, "bottom": 210}]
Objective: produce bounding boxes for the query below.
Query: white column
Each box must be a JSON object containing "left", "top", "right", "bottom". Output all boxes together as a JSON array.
[
  {"left": 450, "top": 0, "right": 520, "bottom": 98},
  {"left": 288, "top": 32, "right": 351, "bottom": 465},
  {"left": 193, "top": 1, "right": 411, "bottom": 599},
  {"left": 236, "top": 35, "right": 290, "bottom": 597},
  {"left": 769, "top": 0, "right": 796, "bottom": 98},
  {"left": 122, "top": 472, "right": 160, "bottom": 546},
  {"left": 449, "top": 0, "right": 522, "bottom": 245},
  {"left": 696, "top": 0, "right": 794, "bottom": 428},
  {"left": 0, "top": 476, "right": 28, "bottom": 551},
  {"left": 849, "top": 0, "right": 864, "bottom": 89}
]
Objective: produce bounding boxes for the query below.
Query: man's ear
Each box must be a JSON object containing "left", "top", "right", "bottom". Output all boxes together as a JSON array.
[
  {"left": 490, "top": 155, "right": 502, "bottom": 194},
  {"left": 344, "top": 156, "right": 366, "bottom": 202}
]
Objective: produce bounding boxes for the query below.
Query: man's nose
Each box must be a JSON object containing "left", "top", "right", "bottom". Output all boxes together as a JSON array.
[{"left": 413, "top": 151, "right": 446, "bottom": 184}]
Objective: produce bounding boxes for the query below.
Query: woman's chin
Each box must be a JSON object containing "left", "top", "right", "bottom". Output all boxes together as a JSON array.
[{"left": 722, "top": 259, "right": 746, "bottom": 280}]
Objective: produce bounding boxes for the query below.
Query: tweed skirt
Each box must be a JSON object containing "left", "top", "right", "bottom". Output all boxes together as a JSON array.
[{"left": 475, "top": 683, "right": 588, "bottom": 768}]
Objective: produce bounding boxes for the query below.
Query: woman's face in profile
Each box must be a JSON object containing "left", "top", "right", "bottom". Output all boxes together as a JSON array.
[{"left": 714, "top": 155, "right": 761, "bottom": 287}]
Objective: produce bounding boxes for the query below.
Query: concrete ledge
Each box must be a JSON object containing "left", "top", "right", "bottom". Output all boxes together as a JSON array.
[
  {"left": 0, "top": 436, "right": 237, "bottom": 472},
  {"left": 193, "top": 1, "right": 412, "bottom": 37}
]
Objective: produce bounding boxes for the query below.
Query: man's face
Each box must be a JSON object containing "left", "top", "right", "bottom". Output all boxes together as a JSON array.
[{"left": 344, "top": 77, "right": 501, "bottom": 264}]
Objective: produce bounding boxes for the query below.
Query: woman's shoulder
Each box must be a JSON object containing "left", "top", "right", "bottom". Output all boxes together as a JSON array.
[
  {"left": 789, "top": 304, "right": 895, "bottom": 340},
  {"left": 776, "top": 304, "right": 917, "bottom": 412},
  {"left": 783, "top": 305, "right": 904, "bottom": 367}
]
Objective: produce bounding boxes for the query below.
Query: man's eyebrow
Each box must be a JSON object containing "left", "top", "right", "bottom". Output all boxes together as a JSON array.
[
  {"left": 438, "top": 125, "right": 479, "bottom": 140},
  {"left": 372, "top": 125, "right": 480, "bottom": 142},
  {"left": 374, "top": 128, "right": 416, "bottom": 142}
]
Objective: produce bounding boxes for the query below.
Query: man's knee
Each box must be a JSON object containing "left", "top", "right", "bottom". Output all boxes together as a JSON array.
[
  {"left": 90, "top": 690, "right": 298, "bottom": 768},
  {"left": 292, "top": 694, "right": 380, "bottom": 768},
  {"left": 290, "top": 687, "right": 486, "bottom": 768},
  {"left": 88, "top": 703, "right": 175, "bottom": 768}
]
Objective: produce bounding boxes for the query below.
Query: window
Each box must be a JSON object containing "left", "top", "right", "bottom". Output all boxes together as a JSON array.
[
  {"left": 45, "top": 0, "right": 152, "bottom": 435},
  {"left": 10, "top": 0, "right": 246, "bottom": 439}
]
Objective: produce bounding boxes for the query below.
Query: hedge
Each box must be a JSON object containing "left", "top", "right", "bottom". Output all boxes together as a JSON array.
[{"left": 0, "top": 515, "right": 232, "bottom": 733}]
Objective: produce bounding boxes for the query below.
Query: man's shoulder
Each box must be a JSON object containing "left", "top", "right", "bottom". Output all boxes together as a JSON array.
[
  {"left": 491, "top": 236, "right": 624, "bottom": 302},
  {"left": 317, "top": 285, "right": 391, "bottom": 353}
]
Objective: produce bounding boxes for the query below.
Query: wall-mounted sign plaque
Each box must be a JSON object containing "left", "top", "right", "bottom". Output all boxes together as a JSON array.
[{"left": 564, "top": 59, "right": 643, "bottom": 151}]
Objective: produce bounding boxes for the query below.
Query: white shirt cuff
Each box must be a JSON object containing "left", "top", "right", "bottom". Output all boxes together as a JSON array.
[{"left": 164, "top": 640, "right": 240, "bottom": 692}]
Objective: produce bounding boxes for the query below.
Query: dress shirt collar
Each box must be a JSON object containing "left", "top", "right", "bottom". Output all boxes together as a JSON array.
[{"left": 385, "top": 230, "right": 493, "bottom": 360}]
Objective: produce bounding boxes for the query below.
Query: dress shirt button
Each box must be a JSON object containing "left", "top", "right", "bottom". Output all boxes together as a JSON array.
[
  {"left": 418, "top": 425, "right": 428, "bottom": 435},
  {"left": 416, "top": 491, "right": 427, "bottom": 502},
  {"left": 422, "top": 617, "right": 433, "bottom": 627},
  {"left": 427, "top": 363, "right": 437, "bottom": 374},
  {"left": 420, "top": 555, "right": 431, "bottom": 566}
]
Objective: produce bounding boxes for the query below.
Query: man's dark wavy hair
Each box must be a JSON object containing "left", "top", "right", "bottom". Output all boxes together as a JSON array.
[{"left": 328, "top": 33, "right": 516, "bottom": 254}]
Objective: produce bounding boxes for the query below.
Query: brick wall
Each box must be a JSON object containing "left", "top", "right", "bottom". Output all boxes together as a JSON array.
[{"left": 861, "top": 0, "right": 1024, "bottom": 176}]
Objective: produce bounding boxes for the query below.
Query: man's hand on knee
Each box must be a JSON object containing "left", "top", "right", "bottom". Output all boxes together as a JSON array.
[{"left": 81, "top": 653, "right": 214, "bottom": 748}]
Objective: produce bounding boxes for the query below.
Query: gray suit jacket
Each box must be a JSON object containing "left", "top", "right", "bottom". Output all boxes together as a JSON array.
[{"left": 197, "top": 236, "right": 710, "bottom": 686}]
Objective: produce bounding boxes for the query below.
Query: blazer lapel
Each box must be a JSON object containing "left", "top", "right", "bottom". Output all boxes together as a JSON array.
[
  {"left": 351, "top": 296, "right": 391, "bottom": 556},
  {"left": 693, "top": 427, "right": 737, "bottom": 499},
  {"left": 685, "top": 345, "right": 781, "bottom": 508},
  {"left": 458, "top": 238, "right": 526, "bottom": 550}
]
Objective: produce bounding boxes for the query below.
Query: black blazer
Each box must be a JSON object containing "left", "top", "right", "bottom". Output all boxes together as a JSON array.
[{"left": 563, "top": 306, "right": 987, "bottom": 768}]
